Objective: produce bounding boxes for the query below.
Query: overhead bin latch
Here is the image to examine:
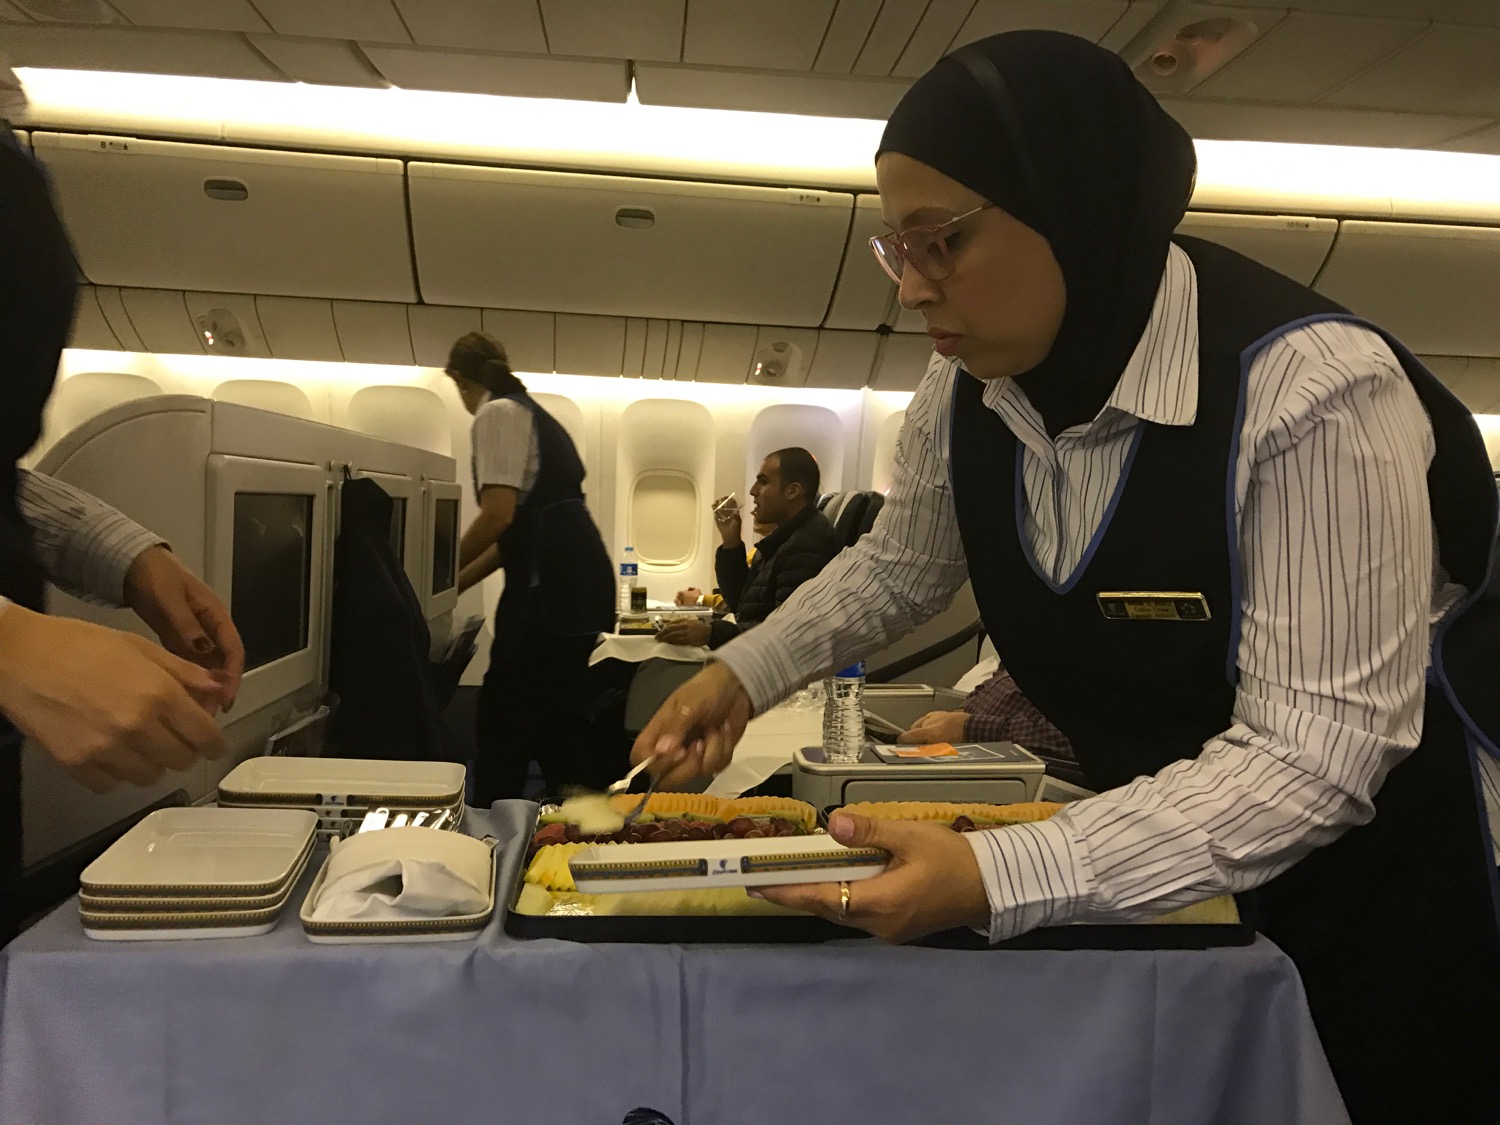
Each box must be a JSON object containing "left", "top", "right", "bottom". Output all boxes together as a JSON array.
[
  {"left": 203, "top": 178, "right": 249, "bottom": 202},
  {"left": 615, "top": 207, "right": 655, "bottom": 230}
]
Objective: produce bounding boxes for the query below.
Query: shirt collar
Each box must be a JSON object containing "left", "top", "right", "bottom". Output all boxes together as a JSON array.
[{"left": 982, "top": 241, "right": 1200, "bottom": 432}]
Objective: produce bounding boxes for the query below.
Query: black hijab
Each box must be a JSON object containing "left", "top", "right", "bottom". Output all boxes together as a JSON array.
[{"left": 878, "top": 31, "right": 1197, "bottom": 436}]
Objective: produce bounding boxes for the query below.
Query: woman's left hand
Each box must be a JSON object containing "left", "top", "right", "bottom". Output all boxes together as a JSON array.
[
  {"left": 123, "top": 546, "right": 244, "bottom": 710},
  {"left": 753, "top": 812, "right": 992, "bottom": 943}
]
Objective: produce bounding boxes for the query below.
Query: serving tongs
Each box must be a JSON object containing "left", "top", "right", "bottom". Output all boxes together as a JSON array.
[{"left": 606, "top": 755, "right": 659, "bottom": 826}]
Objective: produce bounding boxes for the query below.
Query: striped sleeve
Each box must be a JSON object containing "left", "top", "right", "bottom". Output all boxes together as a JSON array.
[
  {"left": 17, "top": 470, "right": 165, "bottom": 606},
  {"left": 471, "top": 399, "right": 537, "bottom": 497},
  {"left": 712, "top": 353, "right": 971, "bottom": 713}
]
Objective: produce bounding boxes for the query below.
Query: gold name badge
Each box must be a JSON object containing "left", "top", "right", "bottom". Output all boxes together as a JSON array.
[{"left": 1096, "top": 591, "right": 1211, "bottom": 622}]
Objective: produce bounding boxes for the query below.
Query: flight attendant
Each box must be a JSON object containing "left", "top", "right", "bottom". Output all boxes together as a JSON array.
[
  {"left": 0, "top": 91, "right": 240, "bottom": 943},
  {"left": 445, "top": 332, "right": 614, "bottom": 802},
  {"left": 631, "top": 31, "right": 1500, "bottom": 1125}
]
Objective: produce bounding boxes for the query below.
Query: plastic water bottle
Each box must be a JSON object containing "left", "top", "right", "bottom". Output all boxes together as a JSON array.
[
  {"left": 617, "top": 545, "right": 638, "bottom": 614},
  {"left": 822, "top": 662, "right": 866, "bottom": 764}
]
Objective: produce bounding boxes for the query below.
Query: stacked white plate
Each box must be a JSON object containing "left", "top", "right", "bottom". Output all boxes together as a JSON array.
[
  {"left": 216, "top": 757, "right": 467, "bottom": 839},
  {"left": 79, "top": 807, "right": 318, "bottom": 941}
]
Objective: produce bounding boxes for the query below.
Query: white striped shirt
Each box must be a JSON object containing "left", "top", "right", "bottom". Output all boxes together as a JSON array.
[
  {"left": 716, "top": 242, "right": 1487, "bottom": 942},
  {"left": 471, "top": 396, "right": 538, "bottom": 502},
  {"left": 15, "top": 470, "right": 164, "bottom": 606}
]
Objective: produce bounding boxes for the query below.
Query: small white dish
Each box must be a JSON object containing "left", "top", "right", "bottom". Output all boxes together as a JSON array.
[
  {"left": 569, "top": 834, "right": 887, "bottom": 894},
  {"left": 216, "top": 757, "right": 465, "bottom": 808},
  {"left": 80, "top": 807, "right": 317, "bottom": 897},
  {"left": 80, "top": 850, "right": 308, "bottom": 941},
  {"left": 78, "top": 836, "right": 315, "bottom": 913},
  {"left": 300, "top": 830, "right": 495, "bottom": 944}
]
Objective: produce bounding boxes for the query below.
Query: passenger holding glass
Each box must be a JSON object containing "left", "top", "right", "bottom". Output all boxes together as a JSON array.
[{"left": 657, "top": 448, "right": 838, "bottom": 649}]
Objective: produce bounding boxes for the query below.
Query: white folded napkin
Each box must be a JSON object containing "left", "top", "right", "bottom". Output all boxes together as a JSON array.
[{"left": 308, "top": 856, "right": 490, "bottom": 923}]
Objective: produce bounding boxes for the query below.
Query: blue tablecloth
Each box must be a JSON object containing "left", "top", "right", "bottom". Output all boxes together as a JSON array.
[{"left": 0, "top": 801, "right": 1349, "bottom": 1125}]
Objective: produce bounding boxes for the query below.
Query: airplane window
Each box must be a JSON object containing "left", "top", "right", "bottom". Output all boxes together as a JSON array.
[{"left": 631, "top": 471, "right": 698, "bottom": 567}]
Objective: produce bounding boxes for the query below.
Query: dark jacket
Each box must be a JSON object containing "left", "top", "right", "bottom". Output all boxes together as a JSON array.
[
  {"left": 326, "top": 477, "right": 458, "bottom": 762},
  {"left": 710, "top": 505, "right": 839, "bottom": 648}
]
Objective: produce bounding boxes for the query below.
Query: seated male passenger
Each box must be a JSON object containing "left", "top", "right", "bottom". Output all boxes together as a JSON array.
[
  {"left": 657, "top": 448, "right": 838, "bottom": 649},
  {"left": 674, "top": 519, "right": 776, "bottom": 610},
  {"left": 899, "top": 666, "right": 1085, "bottom": 787}
]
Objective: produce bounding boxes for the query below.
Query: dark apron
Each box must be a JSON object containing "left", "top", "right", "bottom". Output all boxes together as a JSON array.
[
  {"left": 950, "top": 235, "right": 1500, "bottom": 1125},
  {"left": 476, "top": 392, "right": 614, "bottom": 641},
  {"left": 0, "top": 125, "right": 79, "bottom": 943}
]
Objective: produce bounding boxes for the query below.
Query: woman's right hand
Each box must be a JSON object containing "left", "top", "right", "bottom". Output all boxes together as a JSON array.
[
  {"left": 0, "top": 606, "right": 228, "bottom": 793},
  {"left": 631, "top": 663, "right": 752, "bottom": 789}
]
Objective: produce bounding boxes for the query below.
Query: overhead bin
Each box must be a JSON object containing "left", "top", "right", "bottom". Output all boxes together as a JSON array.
[
  {"left": 333, "top": 302, "right": 415, "bottom": 366},
  {"left": 871, "top": 334, "right": 936, "bottom": 392},
  {"left": 407, "top": 163, "right": 854, "bottom": 327},
  {"left": 34, "top": 134, "right": 416, "bottom": 303},
  {"left": 119, "top": 289, "right": 204, "bottom": 356},
  {"left": 554, "top": 313, "right": 627, "bottom": 378},
  {"left": 824, "top": 196, "right": 898, "bottom": 331},
  {"left": 1175, "top": 213, "right": 1337, "bottom": 285},
  {"left": 408, "top": 305, "right": 482, "bottom": 368},
  {"left": 256, "top": 297, "right": 344, "bottom": 362},
  {"left": 691, "top": 324, "right": 759, "bottom": 384},
  {"left": 482, "top": 309, "right": 555, "bottom": 374},
  {"left": 68, "top": 287, "right": 122, "bottom": 351},
  {"left": 1314, "top": 222, "right": 1500, "bottom": 357},
  {"left": 806, "top": 330, "right": 881, "bottom": 389}
]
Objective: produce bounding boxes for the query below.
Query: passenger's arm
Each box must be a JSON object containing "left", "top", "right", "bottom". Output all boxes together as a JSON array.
[
  {"left": 458, "top": 485, "right": 517, "bottom": 569},
  {"left": 632, "top": 357, "right": 971, "bottom": 785},
  {"left": 18, "top": 469, "right": 163, "bottom": 606},
  {"left": 20, "top": 471, "right": 244, "bottom": 706},
  {"left": 712, "top": 360, "right": 970, "bottom": 714},
  {"left": 457, "top": 544, "right": 501, "bottom": 594},
  {"left": 714, "top": 544, "right": 750, "bottom": 612}
]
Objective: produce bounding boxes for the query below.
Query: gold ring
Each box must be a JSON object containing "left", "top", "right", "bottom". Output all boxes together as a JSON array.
[{"left": 838, "top": 880, "right": 851, "bottom": 922}]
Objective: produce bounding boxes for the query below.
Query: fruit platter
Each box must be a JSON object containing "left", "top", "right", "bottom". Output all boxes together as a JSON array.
[
  {"left": 504, "top": 794, "right": 870, "bottom": 943},
  {"left": 504, "top": 795, "right": 1253, "bottom": 948}
]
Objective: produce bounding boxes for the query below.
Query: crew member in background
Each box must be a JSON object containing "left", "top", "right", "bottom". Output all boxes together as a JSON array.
[
  {"left": 445, "top": 332, "right": 614, "bottom": 802},
  {"left": 1, "top": 87, "right": 243, "bottom": 944},
  {"left": 657, "top": 448, "right": 838, "bottom": 649}
]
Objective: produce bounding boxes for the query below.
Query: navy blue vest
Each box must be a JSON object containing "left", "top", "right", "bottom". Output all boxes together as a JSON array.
[
  {"left": 951, "top": 235, "right": 1500, "bottom": 1123},
  {"left": 485, "top": 393, "right": 614, "bottom": 638}
]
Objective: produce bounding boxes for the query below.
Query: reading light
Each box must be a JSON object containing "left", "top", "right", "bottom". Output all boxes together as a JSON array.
[{"left": 195, "top": 309, "right": 246, "bottom": 355}]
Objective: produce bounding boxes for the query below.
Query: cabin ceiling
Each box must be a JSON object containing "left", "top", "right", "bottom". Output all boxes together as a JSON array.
[{"left": 1, "top": 0, "right": 1499, "bottom": 154}]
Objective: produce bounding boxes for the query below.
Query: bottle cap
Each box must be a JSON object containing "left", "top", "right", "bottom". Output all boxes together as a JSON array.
[{"left": 835, "top": 662, "right": 864, "bottom": 678}]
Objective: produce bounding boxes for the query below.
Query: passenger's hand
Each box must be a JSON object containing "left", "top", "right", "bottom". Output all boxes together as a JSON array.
[
  {"left": 674, "top": 587, "right": 703, "bottom": 607},
  {"left": 0, "top": 605, "right": 229, "bottom": 793},
  {"left": 899, "top": 710, "right": 967, "bottom": 745},
  {"left": 656, "top": 619, "right": 711, "bottom": 647},
  {"left": 124, "top": 545, "right": 245, "bottom": 710},
  {"left": 712, "top": 495, "right": 742, "bottom": 546},
  {"left": 752, "top": 812, "right": 990, "bottom": 943},
  {"left": 631, "top": 662, "right": 752, "bottom": 789}
]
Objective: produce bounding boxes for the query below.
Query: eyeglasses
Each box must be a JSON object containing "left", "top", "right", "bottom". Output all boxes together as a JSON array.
[{"left": 869, "top": 201, "right": 995, "bottom": 284}]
